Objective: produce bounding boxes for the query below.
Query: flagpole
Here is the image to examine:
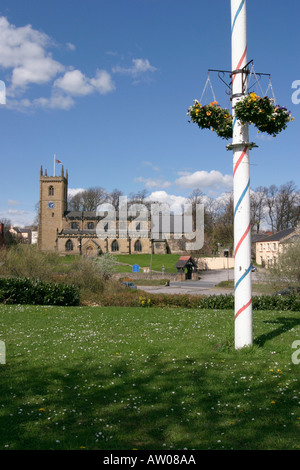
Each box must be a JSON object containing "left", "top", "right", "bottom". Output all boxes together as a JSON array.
[
  {"left": 53, "top": 154, "right": 56, "bottom": 177},
  {"left": 231, "top": 0, "right": 253, "bottom": 349}
]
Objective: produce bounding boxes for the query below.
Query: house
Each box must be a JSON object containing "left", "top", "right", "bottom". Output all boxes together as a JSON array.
[
  {"left": 255, "top": 227, "right": 298, "bottom": 267},
  {"left": 9, "top": 227, "right": 32, "bottom": 244}
]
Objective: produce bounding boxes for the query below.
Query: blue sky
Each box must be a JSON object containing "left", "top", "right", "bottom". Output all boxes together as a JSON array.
[{"left": 0, "top": 0, "right": 299, "bottom": 226}]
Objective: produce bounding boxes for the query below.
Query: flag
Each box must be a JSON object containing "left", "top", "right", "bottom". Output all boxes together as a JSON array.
[{"left": 56, "top": 159, "right": 62, "bottom": 164}]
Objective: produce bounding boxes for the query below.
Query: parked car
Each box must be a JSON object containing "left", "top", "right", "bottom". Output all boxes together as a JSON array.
[
  {"left": 121, "top": 281, "right": 137, "bottom": 290},
  {"left": 274, "top": 286, "right": 300, "bottom": 296}
]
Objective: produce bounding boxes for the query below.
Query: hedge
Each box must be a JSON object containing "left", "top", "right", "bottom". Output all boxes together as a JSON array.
[
  {"left": 97, "top": 290, "right": 300, "bottom": 311},
  {"left": 0, "top": 277, "right": 80, "bottom": 306}
]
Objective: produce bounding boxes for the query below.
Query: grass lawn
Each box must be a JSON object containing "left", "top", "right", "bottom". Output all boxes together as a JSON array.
[
  {"left": 0, "top": 304, "right": 299, "bottom": 450},
  {"left": 115, "top": 254, "right": 180, "bottom": 273}
]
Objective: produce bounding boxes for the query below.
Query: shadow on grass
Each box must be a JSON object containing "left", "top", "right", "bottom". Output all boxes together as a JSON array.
[
  {"left": 0, "top": 351, "right": 299, "bottom": 450},
  {"left": 254, "top": 317, "right": 300, "bottom": 347}
]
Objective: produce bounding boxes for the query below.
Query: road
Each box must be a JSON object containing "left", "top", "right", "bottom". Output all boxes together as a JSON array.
[{"left": 137, "top": 269, "right": 261, "bottom": 296}]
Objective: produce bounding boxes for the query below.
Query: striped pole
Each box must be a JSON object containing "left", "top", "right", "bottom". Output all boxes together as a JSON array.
[{"left": 231, "top": 0, "right": 253, "bottom": 349}]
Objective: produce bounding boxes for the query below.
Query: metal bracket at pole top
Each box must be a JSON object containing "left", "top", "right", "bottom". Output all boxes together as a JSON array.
[{"left": 208, "top": 60, "right": 270, "bottom": 99}]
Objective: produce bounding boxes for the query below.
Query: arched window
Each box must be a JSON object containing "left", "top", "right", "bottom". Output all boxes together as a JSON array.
[
  {"left": 87, "top": 222, "right": 94, "bottom": 230},
  {"left": 71, "top": 222, "right": 79, "bottom": 229},
  {"left": 49, "top": 185, "right": 54, "bottom": 196},
  {"left": 111, "top": 240, "right": 119, "bottom": 252},
  {"left": 134, "top": 240, "right": 142, "bottom": 252},
  {"left": 65, "top": 239, "right": 73, "bottom": 251}
]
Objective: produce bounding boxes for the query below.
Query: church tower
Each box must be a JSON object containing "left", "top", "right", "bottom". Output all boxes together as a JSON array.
[{"left": 38, "top": 166, "right": 68, "bottom": 251}]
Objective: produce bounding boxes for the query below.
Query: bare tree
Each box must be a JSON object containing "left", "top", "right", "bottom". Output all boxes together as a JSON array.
[
  {"left": 274, "top": 181, "right": 299, "bottom": 231},
  {"left": 250, "top": 186, "right": 267, "bottom": 233},
  {"left": 108, "top": 189, "right": 124, "bottom": 209},
  {"left": 68, "top": 187, "right": 108, "bottom": 211},
  {"left": 264, "top": 184, "right": 278, "bottom": 232}
]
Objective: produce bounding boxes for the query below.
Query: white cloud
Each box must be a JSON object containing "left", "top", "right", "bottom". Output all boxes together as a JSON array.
[
  {"left": 54, "top": 69, "right": 94, "bottom": 96},
  {"left": 175, "top": 170, "right": 233, "bottom": 192},
  {"left": 68, "top": 188, "right": 85, "bottom": 197},
  {"left": 0, "top": 208, "right": 36, "bottom": 227},
  {"left": 7, "top": 199, "right": 20, "bottom": 206},
  {"left": 134, "top": 177, "right": 171, "bottom": 189},
  {"left": 142, "top": 161, "right": 160, "bottom": 172},
  {"left": 54, "top": 68, "right": 115, "bottom": 97},
  {"left": 90, "top": 69, "right": 115, "bottom": 94},
  {"left": 113, "top": 58, "right": 157, "bottom": 76},
  {"left": 0, "top": 16, "right": 115, "bottom": 110},
  {"left": 0, "top": 16, "right": 64, "bottom": 91},
  {"left": 147, "top": 191, "right": 188, "bottom": 214},
  {"left": 66, "top": 42, "right": 76, "bottom": 51},
  {"left": 33, "top": 93, "right": 75, "bottom": 110}
]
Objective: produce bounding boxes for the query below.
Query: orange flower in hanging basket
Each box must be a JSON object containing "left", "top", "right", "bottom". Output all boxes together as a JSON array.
[{"left": 187, "top": 100, "right": 233, "bottom": 140}]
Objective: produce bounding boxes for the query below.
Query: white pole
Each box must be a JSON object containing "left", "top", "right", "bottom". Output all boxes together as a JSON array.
[
  {"left": 231, "top": 0, "right": 253, "bottom": 349},
  {"left": 53, "top": 154, "right": 56, "bottom": 176}
]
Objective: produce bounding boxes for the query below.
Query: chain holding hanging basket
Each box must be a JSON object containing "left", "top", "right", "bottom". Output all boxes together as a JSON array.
[
  {"left": 187, "top": 71, "right": 294, "bottom": 140},
  {"left": 234, "top": 92, "right": 294, "bottom": 137}
]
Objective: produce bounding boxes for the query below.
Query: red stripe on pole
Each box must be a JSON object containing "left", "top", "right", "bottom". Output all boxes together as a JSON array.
[
  {"left": 232, "top": 46, "right": 247, "bottom": 83},
  {"left": 234, "top": 221, "right": 251, "bottom": 257},
  {"left": 233, "top": 146, "right": 247, "bottom": 177},
  {"left": 235, "top": 298, "right": 252, "bottom": 320}
]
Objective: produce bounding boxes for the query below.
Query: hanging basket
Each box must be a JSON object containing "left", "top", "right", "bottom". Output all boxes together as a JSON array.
[
  {"left": 187, "top": 101, "right": 233, "bottom": 140},
  {"left": 234, "top": 93, "right": 293, "bottom": 136}
]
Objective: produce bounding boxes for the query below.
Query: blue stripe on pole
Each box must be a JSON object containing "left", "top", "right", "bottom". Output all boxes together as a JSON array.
[
  {"left": 234, "top": 264, "right": 251, "bottom": 291},
  {"left": 234, "top": 179, "right": 250, "bottom": 217},
  {"left": 232, "top": 116, "right": 237, "bottom": 131},
  {"left": 231, "top": 0, "right": 245, "bottom": 33}
]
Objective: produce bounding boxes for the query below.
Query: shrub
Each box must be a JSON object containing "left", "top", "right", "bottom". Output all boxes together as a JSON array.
[
  {"left": 0, "top": 277, "right": 80, "bottom": 306},
  {"left": 0, "top": 245, "right": 57, "bottom": 281}
]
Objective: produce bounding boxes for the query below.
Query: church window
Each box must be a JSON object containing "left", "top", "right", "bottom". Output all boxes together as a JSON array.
[
  {"left": 49, "top": 185, "right": 54, "bottom": 196},
  {"left": 71, "top": 222, "right": 79, "bottom": 229},
  {"left": 87, "top": 222, "right": 94, "bottom": 230},
  {"left": 134, "top": 240, "right": 142, "bottom": 252},
  {"left": 65, "top": 239, "right": 73, "bottom": 251},
  {"left": 111, "top": 240, "right": 119, "bottom": 252}
]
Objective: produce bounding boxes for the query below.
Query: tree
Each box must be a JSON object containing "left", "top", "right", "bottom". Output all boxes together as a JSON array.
[
  {"left": 274, "top": 181, "right": 299, "bottom": 231},
  {"left": 267, "top": 236, "right": 300, "bottom": 290},
  {"left": 68, "top": 187, "right": 108, "bottom": 211},
  {"left": 263, "top": 181, "right": 299, "bottom": 232},
  {"left": 108, "top": 189, "right": 124, "bottom": 209},
  {"left": 250, "top": 186, "right": 266, "bottom": 233},
  {"left": 210, "top": 192, "right": 234, "bottom": 254}
]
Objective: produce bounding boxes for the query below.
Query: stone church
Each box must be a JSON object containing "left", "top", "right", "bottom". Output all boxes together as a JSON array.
[{"left": 38, "top": 166, "right": 188, "bottom": 256}]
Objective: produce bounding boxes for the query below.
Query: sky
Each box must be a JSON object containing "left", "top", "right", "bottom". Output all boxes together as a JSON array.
[{"left": 0, "top": 0, "right": 299, "bottom": 227}]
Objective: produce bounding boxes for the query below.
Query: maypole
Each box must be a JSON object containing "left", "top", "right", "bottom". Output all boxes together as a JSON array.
[
  {"left": 230, "top": 0, "right": 252, "bottom": 349},
  {"left": 187, "top": 2, "right": 293, "bottom": 350}
]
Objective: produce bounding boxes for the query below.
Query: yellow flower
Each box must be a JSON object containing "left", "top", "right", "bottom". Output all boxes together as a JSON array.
[{"left": 250, "top": 92, "right": 257, "bottom": 101}]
